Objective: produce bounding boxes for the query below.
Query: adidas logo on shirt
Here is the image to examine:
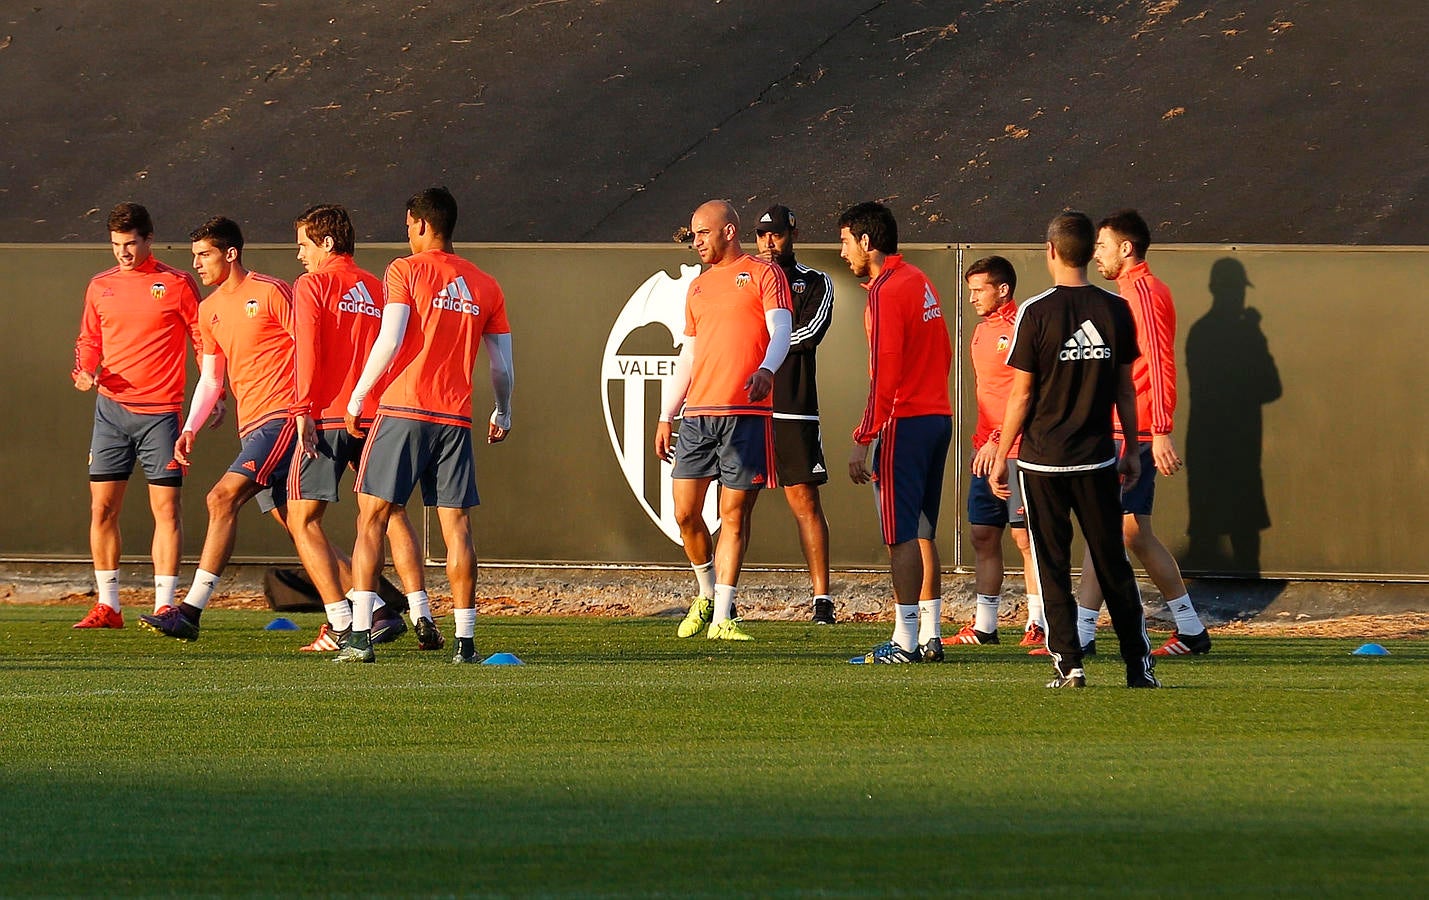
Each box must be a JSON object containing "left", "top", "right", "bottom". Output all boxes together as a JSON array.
[{"left": 1059, "top": 320, "right": 1112, "bottom": 361}]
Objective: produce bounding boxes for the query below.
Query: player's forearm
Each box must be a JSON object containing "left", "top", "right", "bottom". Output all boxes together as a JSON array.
[
  {"left": 995, "top": 378, "right": 1032, "bottom": 463},
  {"left": 1115, "top": 365, "right": 1139, "bottom": 445},
  {"left": 659, "top": 339, "right": 694, "bottom": 422},
  {"left": 182, "top": 355, "right": 226, "bottom": 434},
  {"left": 484, "top": 332, "right": 514, "bottom": 417},
  {"left": 347, "top": 305, "right": 409, "bottom": 416},
  {"left": 757, "top": 308, "right": 792, "bottom": 374}
]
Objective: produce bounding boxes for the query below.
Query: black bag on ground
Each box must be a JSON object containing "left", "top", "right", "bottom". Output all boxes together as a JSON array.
[{"left": 263, "top": 567, "right": 409, "bottom": 614}]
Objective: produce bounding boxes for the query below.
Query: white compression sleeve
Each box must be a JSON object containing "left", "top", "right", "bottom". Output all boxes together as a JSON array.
[
  {"left": 660, "top": 338, "right": 695, "bottom": 422},
  {"left": 757, "top": 308, "right": 792, "bottom": 374},
  {"left": 483, "top": 332, "right": 514, "bottom": 429},
  {"left": 347, "top": 303, "right": 411, "bottom": 417},
  {"left": 182, "top": 354, "right": 226, "bottom": 434}
]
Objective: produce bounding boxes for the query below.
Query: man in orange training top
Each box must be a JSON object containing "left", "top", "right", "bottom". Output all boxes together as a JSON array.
[
  {"left": 338, "top": 187, "right": 515, "bottom": 664},
  {"left": 71, "top": 202, "right": 214, "bottom": 630},
  {"left": 655, "top": 199, "right": 792, "bottom": 642}
]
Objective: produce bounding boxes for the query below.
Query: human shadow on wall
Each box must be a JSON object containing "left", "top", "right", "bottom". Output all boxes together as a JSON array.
[{"left": 1181, "top": 258, "right": 1281, "bottom": 578}]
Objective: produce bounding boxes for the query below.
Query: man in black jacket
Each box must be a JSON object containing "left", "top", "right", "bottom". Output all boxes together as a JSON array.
[{"left": 754, "top": 205, "right": 837, "bottom": 624}]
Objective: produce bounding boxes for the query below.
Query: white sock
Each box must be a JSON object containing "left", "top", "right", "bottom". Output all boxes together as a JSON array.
[
  {"left": 917, "top": 598, "right": 942, "bottom": 644},
  {"left": 974, "top": 593, "right": 1000, "bottom": 633},
  {"left": 1166, "top": 593, "right": 1205, "bottom": 635},
  {"left": 372, "top": 596, "right": 387, "bottom": 613},
  {"left": 1026, "top": 594, "right": 1045, "bottom": 630},
  {"left": 712, "top": 584, "right": 736, "bottom": 625},
  {"left": 407, "top": 590, "right": 432, "bottom": 623},
  {"left": 1077, "top": 606, "right": 1099, "bottom": 645},
  {"left": 350, "top": 590, "right": 378, "bottom": 632},
  {"left": 184, "top": 569, "right": 220, "bottom": 611},
  {"left": 325, "top": 599, "right": 353, "bottom": 631},
  {"left": 892, "top": 603, "right": 919, "bottom": 652},
  {"left": 95, "top": 570, "right": 120, "bottom": 612},
  {"left": 693, "top": 560, "right": 716, "bottom": 598},
  {"left": 454, "top": 607, "right": 477, "bottom": 639},
  {"left": 153, "top": 574, "right": 178, "bottom": 612}
]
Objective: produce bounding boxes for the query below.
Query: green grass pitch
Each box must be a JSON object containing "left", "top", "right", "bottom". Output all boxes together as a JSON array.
[{"left": 1, "top": 606, "right": 1424, "bottom": 897}]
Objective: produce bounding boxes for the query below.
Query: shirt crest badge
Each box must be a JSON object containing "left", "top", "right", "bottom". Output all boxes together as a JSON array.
[{"left": 735, "top": 272, "right": 751, "bottom": 288}]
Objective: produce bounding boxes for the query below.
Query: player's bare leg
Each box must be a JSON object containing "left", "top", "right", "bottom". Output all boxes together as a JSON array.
[
  {"left": 89, "top": 480, "right": 126, "bottom": 572},
  {"left": 76, "top": 479, "right": 129, "bottom": 627},
  {"left": 1012, "top": 525, "right": 1045, "bottom": 642},
  {"left": 1124, "top": 513, "right": 1209, "bottom": 651},
  {"left": 784, "top": 483, "right": 830, "bottom": 597},
  {"left": 438, "top": 506, "right": 480, "bottom": 662},
  {"left": 672, "top": 477, "right": 720, "bottom": 637},
  {"left": 706, "top": 486, "right": 759, "bottom": 638},
  {"left": 335, "top": 491, "right": 397, "bottom": 660},
  {"left": 289, "top": 498, "right": 343, "bottom": 604},
  {"left": 140, "top": 473, "right": 264, "bottom": 640}
]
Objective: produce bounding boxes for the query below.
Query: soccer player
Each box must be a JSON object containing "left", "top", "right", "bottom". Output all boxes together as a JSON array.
[
  {"left": 955, "top": 255, "right": 1045, "bottom": 649},
  {"left": 336, "top": 187, "right": 514, "bottom": 664},
  {"left": 1078, "top": 209, "right": 1212, "bottom": 657},
  {"left": 839, "top": 202, "right": 954, "bottom": 664},
  {"left": 71, "top": 202, "right": 211, "bottom": 628},
  {"left": 140, "top": 217, "right": 298, "bottom": 641},
  {"left": 287, "top": 204, "right": 438, "bottom": 653},
  {"left": 991, "top": 211, "right": 1158, "bottom": 689},
  {"left": 655, "top": 200, "right": 792, "bottom": 642},
  {"left": 753, "top": 204, "right": 836, "bottom": 625}
]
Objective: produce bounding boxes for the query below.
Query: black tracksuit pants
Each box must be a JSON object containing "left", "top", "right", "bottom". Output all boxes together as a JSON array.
[{"left": 1018, "top": 465, "right": 1154, "bottom": 683}]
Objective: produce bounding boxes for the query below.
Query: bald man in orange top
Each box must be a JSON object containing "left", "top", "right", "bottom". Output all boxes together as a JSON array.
[{"left": 654, "top": 200, "right": 793, "bottom": 642}]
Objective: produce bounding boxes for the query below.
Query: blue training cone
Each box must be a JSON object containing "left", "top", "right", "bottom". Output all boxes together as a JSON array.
[
  {"left": 482, "top": 652, "right": 524, "bottom": 666},
  {"left": 1351, "top": 643, "right": 1389, "bottom": 656},
  {"left": 265, "top": 617, "right": 300, "bottom": 631}
]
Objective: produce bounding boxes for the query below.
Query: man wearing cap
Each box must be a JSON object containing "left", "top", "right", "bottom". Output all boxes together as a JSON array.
[{"left": 753, "top": 205, "right": 837, "bottom": 625}]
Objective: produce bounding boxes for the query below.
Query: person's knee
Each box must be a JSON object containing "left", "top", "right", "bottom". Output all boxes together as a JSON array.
[
  {"left": 1123, "top": 516, "right": 1158, "bottom": 554},
  {"left": 91, "top": 495, "right": 122, "bottom": 523},
  {"left": 205, "top": 483, "right": 244, "bottom": 519},
  {"left": 1010, "top": 527, "right": 1031, "bottom": 553},
  {"left": 969, "top": 525, "right": 1001, "bottom": 555}
]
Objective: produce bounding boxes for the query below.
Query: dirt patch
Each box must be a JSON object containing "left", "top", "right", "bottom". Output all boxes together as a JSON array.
[{"left": 8, "top": 567, "right": 1426, "bottom": 639}]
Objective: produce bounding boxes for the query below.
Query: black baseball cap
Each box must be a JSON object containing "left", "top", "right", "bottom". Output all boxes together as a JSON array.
[{"left": 754, "top": 205, "right": 796, "bottom": 234}]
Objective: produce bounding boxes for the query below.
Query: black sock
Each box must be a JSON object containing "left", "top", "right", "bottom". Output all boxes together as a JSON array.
[
  {"left": 350, "top": 629, "right": 372, "bottom": 650},
  {"left": 457, "top": 637, "right": 476, "bottom": 656},
  {"left": 178, "top": 603, "right": 202, "bottom": 622}
]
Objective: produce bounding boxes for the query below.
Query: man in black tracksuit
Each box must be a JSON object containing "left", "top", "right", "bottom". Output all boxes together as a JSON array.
[
  {"left": 990, "top": 211, "right": 1158, "bottom": 689},
  {"left": 754, "top": 205, "right": 837, "bottom": 625}
]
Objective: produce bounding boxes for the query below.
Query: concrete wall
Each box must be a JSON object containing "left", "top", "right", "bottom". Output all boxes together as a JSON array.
[{"left": 3, "top": 242, "right": 1424, "bottom": 579}]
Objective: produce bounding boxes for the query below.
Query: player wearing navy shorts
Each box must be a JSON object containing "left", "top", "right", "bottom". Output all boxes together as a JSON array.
[
  {"left": 839, "top": 202, "right": 954, "bottom": 664},
  {"left": 957, "top": 255, "right": 1046, "bottom": 649},
  {"left": 141, "top": 217, "right": 298, "bottom": 641},
  {"left": 1078, "top": 209, "right": 1212, "bottom": 657}
]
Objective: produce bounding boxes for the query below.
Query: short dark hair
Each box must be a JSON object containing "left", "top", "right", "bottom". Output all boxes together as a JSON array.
[
  {"left": 408, "top": 187, "right": 458, "bottom": 239},
  {"left": 837, "top": 201, "right": 898, "bottom": 254},
  {"left": 108, "top": 202, "right": 153, "bottom": 237},
  {"left": 1097, "top": 208, "right": 1151, "bottom": 258},
  {"left": 964, "top": 255, "right": 1017, "bottom": 294},
  {"left": 294, "top": 204, "right": 355, "bottom": 255},
  {"left": 1047, "top": 211, "right": 1095, "bottom": 268},
  {"left": 190, "top": 216, "right": 245, "bottom": 259}
]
